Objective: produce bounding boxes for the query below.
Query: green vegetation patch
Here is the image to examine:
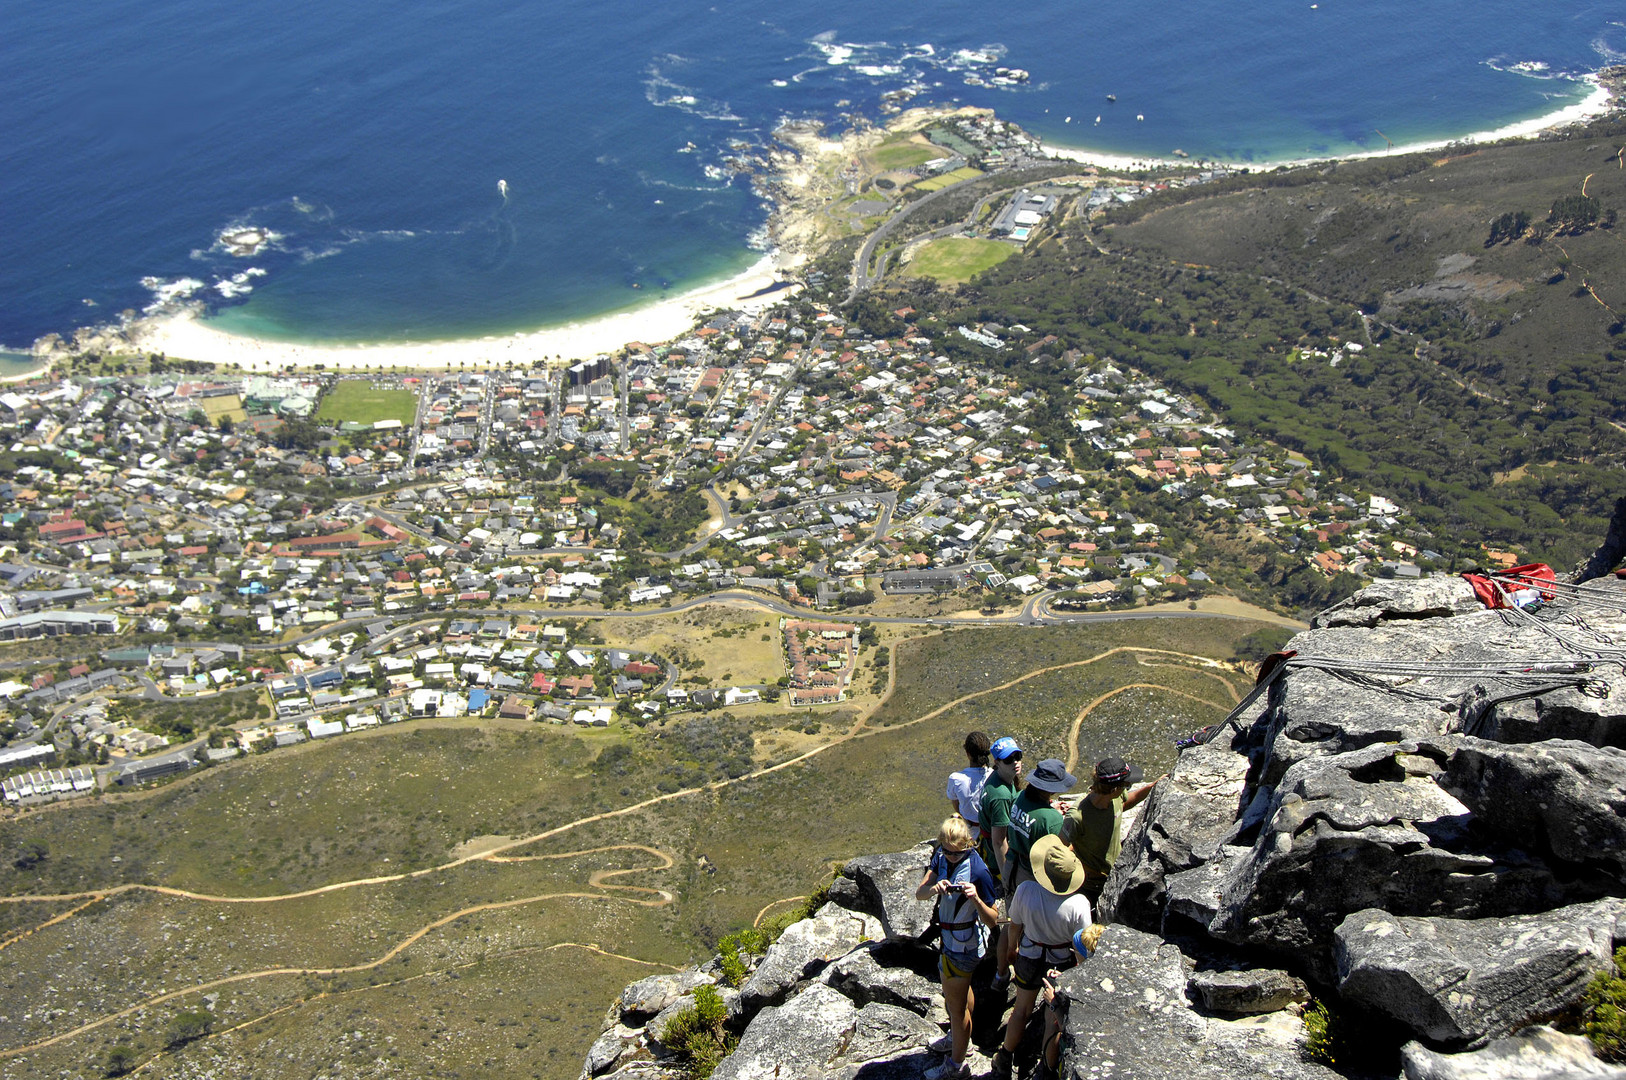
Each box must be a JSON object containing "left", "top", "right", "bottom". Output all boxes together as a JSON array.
[
  {"left": 906, "top": 237, "right": 1015, "bottom": 284},
  {"left": 866, "top": 137, "right": 949, "bottom": 173},
  {"left": 912, "top": 166, "right": 984, "bottom": 192},
  {"left": 315, "top": 381, "right": 417, "bottom": 427}
]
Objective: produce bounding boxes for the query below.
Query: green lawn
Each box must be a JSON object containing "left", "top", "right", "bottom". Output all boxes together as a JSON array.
[
  {"left": 315, "top": 380, "right": 418, "bottom": 427},
  {"left": 867, "top": 137, "right": 948, "bottom": 172},
  {"left": 911, "top": 166, "right": 984, "bottom": 192},
  {"left": 906, "top": 237, "right": 1016, "bottom": 284}
]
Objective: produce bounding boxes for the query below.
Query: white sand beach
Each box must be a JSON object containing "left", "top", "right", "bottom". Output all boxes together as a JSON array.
[
  {"left": 1042, "top": 76, "right": 1615, "bottom": 173},
  {"left": 131, "top": 254, "right": 801, "bottom": 373}
]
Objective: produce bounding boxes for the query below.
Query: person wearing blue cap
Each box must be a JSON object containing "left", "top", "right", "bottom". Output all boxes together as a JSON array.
[{"left": 978, "top": 737, "right": 1023, "bottom": 897}]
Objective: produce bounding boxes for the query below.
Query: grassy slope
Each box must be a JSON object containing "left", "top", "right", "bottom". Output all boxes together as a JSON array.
[{"left": 0, "top": 617, "right": 1265, "bottom": 1078}]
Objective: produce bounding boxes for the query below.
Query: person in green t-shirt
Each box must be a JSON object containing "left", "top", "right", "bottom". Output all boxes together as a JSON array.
[
  {"left": 1062, "top": 756, "right": 1164, "bottom": 905},
  {"left": 1004, "top": 758, "right": 1077, "bottom": 893},
  {"left": 993, "top": 757, "right": 1075, "bottom": 988},
  {"left": 978, "top": 737, "right": 1023, "bottom": 893}
]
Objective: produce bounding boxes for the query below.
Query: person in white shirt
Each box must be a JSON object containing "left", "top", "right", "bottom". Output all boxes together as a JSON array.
[
  {"left": 989, "top": 835, "right": 1093, "bottom": 1080},
  {"left": 946, "top": 730, "right": 992, "bottom": 825}
]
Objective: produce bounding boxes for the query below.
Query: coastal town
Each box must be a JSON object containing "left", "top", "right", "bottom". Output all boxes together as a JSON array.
[{"left": 0, "top": 280, "right": 1507, "bottom": 806}]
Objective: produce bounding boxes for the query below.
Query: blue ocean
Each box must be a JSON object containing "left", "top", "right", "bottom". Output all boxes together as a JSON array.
[{"left": 2, "top": 0, "right": 1620, "bottom": 350}]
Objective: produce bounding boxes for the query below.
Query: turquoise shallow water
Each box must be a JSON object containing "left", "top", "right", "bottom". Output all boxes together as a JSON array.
[{"left": 0, "top": 0, "right": 1619, "bottom": 348}]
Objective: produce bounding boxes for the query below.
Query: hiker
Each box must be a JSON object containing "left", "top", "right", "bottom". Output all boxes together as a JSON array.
[
  {"left": 946, "top": 730, "right": 992, "bottom": 830},
  {"left": 1005, "top": 758, "right": 1076, "bottom": 893},
  {"left": 915, "top": 816, "right": 999, "bottom": 1080},
  {"left": 1029, "top": 925, "right": 1106, "bottom": 1080},
  {"left": 994, "top": 757, "right": 1075, "bottom": 989},
  {"left": 979, "top": 736, "right": 1023, "bottom": 895},
  {"left": 990, "top": 835, "right": 1094, "bottom": 1080},
  {"left": 1062, "top": 756, "right": 1165, "bottom": 905}
]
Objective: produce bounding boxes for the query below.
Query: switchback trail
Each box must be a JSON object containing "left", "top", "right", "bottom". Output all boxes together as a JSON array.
[{"left": 0, "top": 644, "right": 1236, "bottom": 1061}]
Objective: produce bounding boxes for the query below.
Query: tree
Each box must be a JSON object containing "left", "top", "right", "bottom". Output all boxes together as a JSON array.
[
  {"left": 165, "top": 1010, "right": 213, "bottom": 1048},
  {"left": 102, "top": 1046, "right": 137, "bottom": 1077},
  {"left": 13, "top": 841, "right": 47, "bottom": 871}
]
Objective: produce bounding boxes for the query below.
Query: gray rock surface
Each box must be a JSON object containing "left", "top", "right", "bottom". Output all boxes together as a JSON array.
[
  {"left": 1336, "top": 902, "right": 1624, "bottom": 1047},
  {"left": 1313, "top": 577, "right": 1484, "bottom": 629},
  {"left": 1401, "top": 1025, "right": 1626, "bottom": 1080},
  {"left": 1207, "top": 739, "right": 1562, "bottom": 978},
  {"left": 1189, "top": 968, "right": 1310, "bottom": 1016},
  {"left": 712, "top": 983, "right": 939, "bottom": 1080},
  {"left": 737, "top": 903, "right": 881, "bottom": 1015},
  {"left": 618, "top": 969, "right": 713, "bottom": 1024},
  {"left": 1101, "top": 733, "right": 1252, "bottom": 929},
  {"left": 1443, "top": 738, "right": 1626, "bottom": 885},
  {"left": 582, "top": 1024, "right": 642, "bottom": 1079},
  {"left": 596, "top": 1065, "right": 685, "bottom": 1080},
  {"left": 837, "top": 844, "right": 934, "bottom": 940},
  {"left": 1056, "top": 925, "right": 1340, "bottom": 1079},
  {"left": 818, "top": 941, "right": 944, "bottom": 1018}
]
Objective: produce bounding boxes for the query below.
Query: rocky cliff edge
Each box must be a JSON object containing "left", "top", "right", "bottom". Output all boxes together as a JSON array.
[{"left": 584, "top": 576, "right": 1626, "bottom": 1080}]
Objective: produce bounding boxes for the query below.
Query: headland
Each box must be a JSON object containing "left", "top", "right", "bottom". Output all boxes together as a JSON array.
[{"left": 33, "top": 70, "right": 1624, "bottom": 374}]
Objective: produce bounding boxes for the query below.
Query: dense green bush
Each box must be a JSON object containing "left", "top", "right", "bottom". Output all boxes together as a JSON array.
[
  {"left": 659, "top": 985, "right": 737, "bottom": 1079},
  {"left": 1583, "top": 946, "right": 1626, "bottom": 1062}
]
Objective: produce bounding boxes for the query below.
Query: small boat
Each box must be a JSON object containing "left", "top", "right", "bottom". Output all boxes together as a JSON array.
[{"left": 1106, "top": 94, "right": 1117, "bottom": 102}]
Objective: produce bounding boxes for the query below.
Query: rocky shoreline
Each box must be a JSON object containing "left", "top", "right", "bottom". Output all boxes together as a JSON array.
[{"left": 583, "top": 574, "right": 1626, "bottom": 1080}]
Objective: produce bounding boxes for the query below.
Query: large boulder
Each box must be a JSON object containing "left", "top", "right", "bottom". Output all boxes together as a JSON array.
[
  {"left": 1056, "top": 924, "right": 1340, "bottom": 1080},
  {"left": 836, "top": 845, "right": 933, "bottom": 940},
  {"left": 1189, "top": 968, "right": 1310, "bottom": 1017},
  {"left": 1247, "top": 624, "right": 1462, "bottom": 789},
  {"left": 1401, "top": 1025, "right": 1626, "bottom": 1080},
  {"left": 581, "top": 1024, "right": 643, "bottom": 1079},
  {"left": 1335, "top": 902, "right": 1626, "bottom": 1047},
  {"left": 1442, "top": 739, "right": 1626, "bottom": 887},
  {"left": 1101, "top": 732, "right": 1252, "bottom": 930},
  {"left": 818, "top": 941, "right": 944, "bottom": 1018},
  {"left": 1313, "top": 577, "right": 1484, "bottom": 629},
  {"left": 711, "top": 983, "right": 940, "bottom": 1080},
  {"left": 1207, "top": 739, "right": 1567, "bottom": 979},
  {"left": 737, "top": 903, "right": 882, "bottom": 1015}
]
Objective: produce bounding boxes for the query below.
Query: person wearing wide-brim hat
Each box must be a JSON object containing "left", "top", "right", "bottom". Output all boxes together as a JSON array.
[
  {"left": 993, "top": 757, "right": 1076, "bottom": 991},
  {"left": 990, "top": 834, "right": 1094, "bottom": 1080}
]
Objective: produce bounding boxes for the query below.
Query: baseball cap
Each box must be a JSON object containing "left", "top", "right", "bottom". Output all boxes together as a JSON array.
[
  {"left": 1094, "top": 756, "right": 1143, "bottom": 786},
  {"left": 990, "top": 737, "right": 1022, "bottom": 761}
]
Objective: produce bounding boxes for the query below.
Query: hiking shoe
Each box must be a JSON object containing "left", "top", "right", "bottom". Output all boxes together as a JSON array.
[
  {"left": 988, "top": 1048, "right": 1014, "bottom": 1080},
  {"left": 924, "top": 1060, "right": 970, "bottom": 1080},
  {"left": 927, "top": 1033, "right": 955, "bottom": 1054}
]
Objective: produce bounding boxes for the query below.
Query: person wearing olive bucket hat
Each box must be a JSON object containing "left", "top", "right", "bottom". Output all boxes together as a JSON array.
[{"left": 990, "top": 834, "right": 1094, "bottom": 1080}]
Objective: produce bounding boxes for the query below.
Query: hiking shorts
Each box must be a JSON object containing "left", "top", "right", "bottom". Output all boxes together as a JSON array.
[
  {"left": 1013, "top": 953, "right": 1075, "bottom": 991},
  {"left": 940, "top": 947, "right": 981, "bottom": 982}
]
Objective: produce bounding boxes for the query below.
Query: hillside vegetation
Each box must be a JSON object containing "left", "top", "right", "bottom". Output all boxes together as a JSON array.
[{"left": 894, "top": 117, "right": 1626, "bottom": 566}]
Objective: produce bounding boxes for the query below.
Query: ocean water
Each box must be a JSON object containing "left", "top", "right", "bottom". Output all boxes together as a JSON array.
[{"left": 2, "top": 0, "right": 1620, "bottom": 350}]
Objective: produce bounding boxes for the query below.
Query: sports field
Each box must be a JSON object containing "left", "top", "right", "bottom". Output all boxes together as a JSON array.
[
  {"left": 906, "top": 237, "right": 1016, "bottom": 284},
  {"left": 315, "top": 380, "right": 418, "bottom": 427},
  {"left": 911, "top": 166, "right": 983, "bottom": 192}
]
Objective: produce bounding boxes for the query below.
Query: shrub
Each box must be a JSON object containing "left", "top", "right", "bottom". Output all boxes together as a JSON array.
[
  {"left": 659, "top": 985, "right": 737, "bottom": 1079},
  {"left": 165, "top": 1009, "right": 213, "bottom": 1048},
  {"left": 1302, "top": 1000, "right": 1344, "bottom": 1065},
  {"left": 1583, "top": 946, "right": 1626, "bottom": 1062}
]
